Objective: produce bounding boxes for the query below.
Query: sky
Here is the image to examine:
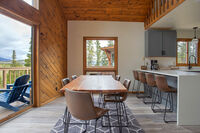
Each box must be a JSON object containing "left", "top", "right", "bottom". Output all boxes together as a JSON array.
[{"left": 0, "top": 14, "right": 31, "bottom": 60}]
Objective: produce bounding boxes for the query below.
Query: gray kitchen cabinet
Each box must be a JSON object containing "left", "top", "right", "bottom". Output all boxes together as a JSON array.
[
  {"left": 162, "top": 30, "right": 177, "bottom": 57},
  {"left": 145, "top": 29, "right": 177, "bottom": 57}
]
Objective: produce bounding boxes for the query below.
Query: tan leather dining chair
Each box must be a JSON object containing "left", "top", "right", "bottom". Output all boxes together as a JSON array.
[
  {"left": 103, "top": 79, "right": 131, "bottom": 126},
  {"left": 61, "top": 78, "right": 70, "bottom": 87},
  {"left": 115, "top": 75, "right": 121, "bottom": 81},
  {"left": 64, "top": 89, "right": 111, "bottom": 133}
]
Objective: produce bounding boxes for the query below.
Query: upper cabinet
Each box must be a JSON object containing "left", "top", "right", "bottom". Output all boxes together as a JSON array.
[{"left": 145, "top": 30, "right": 177, "bottom": 57}]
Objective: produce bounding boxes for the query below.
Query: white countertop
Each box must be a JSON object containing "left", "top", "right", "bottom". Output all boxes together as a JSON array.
[{"left": 136, "top": 69, "right": 200, "bottom": 77}]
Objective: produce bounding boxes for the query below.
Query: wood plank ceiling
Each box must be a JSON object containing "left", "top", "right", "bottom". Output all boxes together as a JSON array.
[{"left": 58, "top": 0, "right": 150, "bottom": 22}]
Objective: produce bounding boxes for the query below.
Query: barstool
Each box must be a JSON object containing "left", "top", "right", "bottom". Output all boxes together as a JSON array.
[
  {"left": 153, "top": 75, "right": 177, "bottom": 123},
  {"left": 132, "top": 71, "right": 139, "bottom": 92},
  {"left": 137, "top": 72, "right": 149, "bottom": 99},
  {"left": 144, "top": 73, "right": 155, "bottom": 104}
]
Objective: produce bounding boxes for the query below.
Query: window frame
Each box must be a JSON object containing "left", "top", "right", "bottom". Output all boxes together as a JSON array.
[
  {"left": 176, "top": 38, "right": 200, "bottom": 66},
  {"left": 83, "top": 37, "right": 118, "bottom": 75}
]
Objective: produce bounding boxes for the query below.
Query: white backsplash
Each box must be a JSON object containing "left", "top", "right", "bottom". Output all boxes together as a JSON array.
[{"left": 145, "top": 57, "right": 176, "bottom": 69}]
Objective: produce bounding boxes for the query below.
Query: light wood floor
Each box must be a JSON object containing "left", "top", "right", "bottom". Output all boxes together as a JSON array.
[{"left": 0, "top": 94, "right": 200, "bottom": 133}]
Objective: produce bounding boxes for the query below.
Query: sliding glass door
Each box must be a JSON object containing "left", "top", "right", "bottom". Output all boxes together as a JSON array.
[{"left": 0, "top": 13, "right": 33, "bottom": 121}]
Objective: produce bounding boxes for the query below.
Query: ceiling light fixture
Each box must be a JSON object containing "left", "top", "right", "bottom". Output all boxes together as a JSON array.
[{"left": 192, "top": 27, "right": 199, "bottom": 44}]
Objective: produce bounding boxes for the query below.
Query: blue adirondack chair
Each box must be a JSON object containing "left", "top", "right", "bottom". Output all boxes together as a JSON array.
[
  {"left": 24, "top": 81, "right": 32, "bottom": 98},
  {"left": 0, "top": 75, "right": 30, "bottom": 112},
  {"left": 7, "top": 81, "right": 32, "bottom": 98}
]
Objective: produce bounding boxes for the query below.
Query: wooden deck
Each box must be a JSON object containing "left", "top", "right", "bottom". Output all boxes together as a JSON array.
[
  {"left": 0, "top": 95, "right": 200, "bottom": 133},
  {"left": 0, "top": 101, "right": 29, "bottom": 120}
]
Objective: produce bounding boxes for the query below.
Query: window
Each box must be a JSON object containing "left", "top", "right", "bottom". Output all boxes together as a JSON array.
[
  {"left": 83, "top": 37, "right": 118, "bottom": 74},
  {"left": 23, "top": 0, "right": 39, "bottom": 9},
  {"left": 176, "top": 38, "right": 200, "bottom": 66}
]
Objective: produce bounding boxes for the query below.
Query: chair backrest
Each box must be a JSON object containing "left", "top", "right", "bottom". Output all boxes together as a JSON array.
[
  {"left": 121, "top": 79, "right": 131, "bottom": 101},
  {"left": 145, "top": 73, "right": 156, "bottom": 87},
  {"left": 71, "top": 75, "right": 77, "bottom": 80},
  {"left": 133, "top": 70, "right": 139, "bottom": 81},
  {"left": 61, "top": 78, "right": 70, "bottom": 87},
  {"left": 7, "top": 75, "right": 30, "bottom": 103},
  {"left": 155, "top": 75, "right": 169, "bottom": 90},
  {"left": 138, "top": 72, "right": 146, "bottom": 83},
  {"left": 115, "top": 75, "right": 120, "bottom": 81},
  {"left": 65, "top": 89, "right": 97, "bottom": 120},
  {"left": 123, "top": 79, "right": 131, "bottom": 91}
]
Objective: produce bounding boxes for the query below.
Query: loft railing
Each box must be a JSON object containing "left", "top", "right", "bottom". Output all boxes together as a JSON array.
[
  {"left": 0, "top": 67, "right": 31, "bottom": 88},
  {"left": 144, "top": 0, "right": 185, "bottom": 29}
]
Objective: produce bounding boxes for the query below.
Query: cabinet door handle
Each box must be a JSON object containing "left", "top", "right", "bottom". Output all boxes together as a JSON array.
[{"left": 162, "top": 50, "right": 166, "bottom": 55}]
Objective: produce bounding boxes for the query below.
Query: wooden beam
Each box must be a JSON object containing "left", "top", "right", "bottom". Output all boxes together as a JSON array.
[{"left": 0, "top": 0, "right": 40, "bottom": 25}]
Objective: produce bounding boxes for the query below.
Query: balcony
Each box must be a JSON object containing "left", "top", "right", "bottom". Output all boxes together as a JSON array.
[
  {"left": 145, "top": 0, "right": 185, "bottom": 29},
  {"left": 0, "top": 67, "right": 31, "bottom": 120}
]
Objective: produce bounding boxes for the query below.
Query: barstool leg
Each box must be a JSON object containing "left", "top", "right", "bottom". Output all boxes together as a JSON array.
[
  {"left": 151, "top": 89, "right": 159, "bottom": 112},
  {"left": 132, "top": 80, "right": 136, "bottom": 92},
  {"left": 136, "top": 81, "right": 141, "bottom": 98},
  {"left": 164, "top": 93, "right": 170, "bottom": 123}
]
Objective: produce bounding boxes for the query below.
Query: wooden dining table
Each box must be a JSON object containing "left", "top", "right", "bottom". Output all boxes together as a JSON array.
[
  {"left": 60, "top": 75, "right": 127, "bottom": 94},
  {"left": 60, "top": 75, "right": 129, "bottom": 133}
]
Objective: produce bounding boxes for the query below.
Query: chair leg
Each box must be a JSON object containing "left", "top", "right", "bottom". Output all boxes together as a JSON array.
[
  {"left": 82, "top": 120, "right": 87, "bottom": 133},
  {"left": 122, "top": 102, "right": 129, "bottom": 125},
  {"left": 65, "top": 112, "right": 71, "bottom": 133},
  {"left": 95, "top": 119, "right": 98, "bottom": 133},
  {"left": 107, "top": 111, "right": 112, "bottom": 133}
]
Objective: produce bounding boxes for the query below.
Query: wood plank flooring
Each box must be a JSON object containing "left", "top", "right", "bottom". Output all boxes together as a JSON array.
[{"left": 0, "top": 94, "right": 200, "bottom": 133}]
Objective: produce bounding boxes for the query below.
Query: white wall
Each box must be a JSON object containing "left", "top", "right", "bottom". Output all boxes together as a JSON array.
[{"left": 68, "top": 21, "right": 145, "bottom": 85}]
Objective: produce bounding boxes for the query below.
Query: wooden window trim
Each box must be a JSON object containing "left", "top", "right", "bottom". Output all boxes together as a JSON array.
[
  {"left": 83, "top": 37, "right": 118, "bottom": 75},
  {"left": 176, "top": 38, "right": 200, "bottom": 66}
]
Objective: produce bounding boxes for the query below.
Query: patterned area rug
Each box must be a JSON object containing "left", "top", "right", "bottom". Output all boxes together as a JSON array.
[{"left": 51, "top": 98, "right": 145, "bottom": 133}]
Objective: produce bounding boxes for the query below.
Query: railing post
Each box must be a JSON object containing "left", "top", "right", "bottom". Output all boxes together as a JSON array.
[
  {"left": 3, "top": 70, "right": 7, "bottom": 88},
  {"left": 9, "top": 70, "right": 11, "bottom": 84}
]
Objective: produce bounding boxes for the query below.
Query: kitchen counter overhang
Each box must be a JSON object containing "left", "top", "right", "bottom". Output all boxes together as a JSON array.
[{"left": 136, "top": 69, "right": 200, "bottom": 126}]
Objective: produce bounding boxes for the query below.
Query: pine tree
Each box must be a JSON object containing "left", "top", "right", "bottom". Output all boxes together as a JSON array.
[
  {"left": 87, "top": 40, "right": 94, "bottom": 66},
  {"left": 11, "top": 50, "right": 17, "bottom": 67},
  {"left": 25, "top": 44, "right": 32, "bottom": 67},
  {"left": 101, "top": 51, "right": 108, "bottom": 66},
  {"left": 95, "top": 40, "right": 101, "bottom": 66}
]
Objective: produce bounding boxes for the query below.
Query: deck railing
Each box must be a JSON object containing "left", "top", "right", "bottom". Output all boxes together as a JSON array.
[
  {"left": 144, "top": 0, "right": 185, "bottom": 29},
  {"left": 0, "top": 67, "right": 31, "bottom": 88}
]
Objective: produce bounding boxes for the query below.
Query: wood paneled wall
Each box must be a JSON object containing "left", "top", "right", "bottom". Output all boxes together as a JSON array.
[{"left": 39, "top": 0, "right": 67, "bottom": 106}]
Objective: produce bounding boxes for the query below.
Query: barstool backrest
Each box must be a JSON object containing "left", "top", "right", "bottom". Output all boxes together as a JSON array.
[
  {"left": 155, "top": 75, "right": 168, "bottom": 90},
  {"left": 133, "top": 71, "right": 139, "bottom": 80},
  {"left": 145, "top": 73, "right": 156, "bottom": 87},
  {"left": 138, "top": 72, "right": 146, "bottom": 83}
]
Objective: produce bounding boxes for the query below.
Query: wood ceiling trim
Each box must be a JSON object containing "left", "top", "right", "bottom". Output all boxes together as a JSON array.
[{"left": 58, "top": 0, "right": 150, "bottom": 22}]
